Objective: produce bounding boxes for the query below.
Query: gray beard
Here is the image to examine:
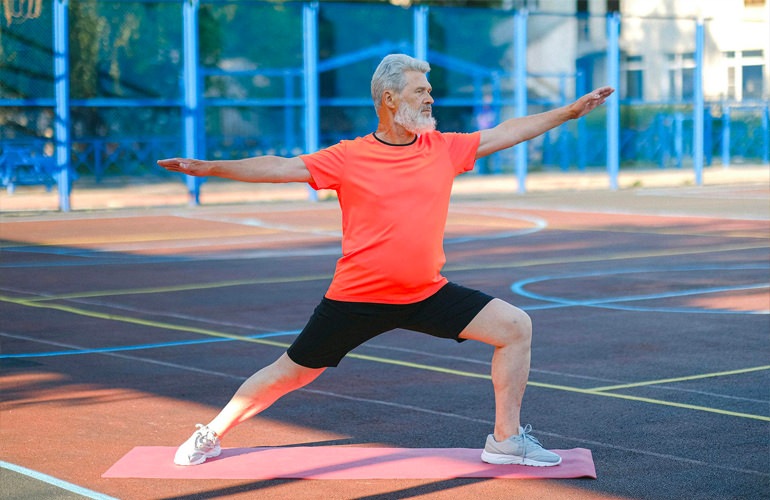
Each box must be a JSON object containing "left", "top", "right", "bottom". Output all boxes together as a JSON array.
[{"left": 394, "top": 102, "right": 437, "bottom": 135}]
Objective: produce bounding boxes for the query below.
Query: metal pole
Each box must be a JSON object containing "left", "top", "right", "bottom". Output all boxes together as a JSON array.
[
  {"left": 182, "top": 0, "right": 202, "bottom": 204},
  {"left": 303, "top": 1, "right": 319, "bottom": 200},
  {"left": 413, "top": 5, "right": 429, "bottom": 62},
  {"left": 721, "top": 104, "right": 730, "bottom": 167},
  {"left": 559, "top": 74, "right": 569, "bottom": 171},
  {"left": 54, "top": 0, "right": 71, "bottom": 211},
  {"left": 693, "top": 18, "right": 705, "bottom": 185},
  {"left": 576, "top": 69, "right": 587, "bottom": 171},
  {"left": 606, "top": 12, "right": 620, "bottom": 190},
  {"left": 513, "top": 9, "right": 528, "bottom": 194},
  {"left": 762, "top": 105, "right": 769, "bottom": 164}
]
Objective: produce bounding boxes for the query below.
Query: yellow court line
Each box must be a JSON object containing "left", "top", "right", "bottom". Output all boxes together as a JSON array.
[
  {"left": 17, "top": 242, "right": 769, "bottom": 303},
  {"left": 0, "top": 294, "right": 292, "bottom": 350},
  {"left": 3, "top": 294, "right": 768, "bottom": 422},
  {"left": 549, "top": 225, "right": 770, "bottom": 240},
  {"left": 590, "top": 365, "right": 770, "bottom": 392},
  {"left": 25, "top": 274, "right": 331, "bottom": 302},
  {"left": 346, "top": 353, "right": 770, "bottom": 422},
  {"left": 0, "top": 228, "right": 283, "bottom": 249}
]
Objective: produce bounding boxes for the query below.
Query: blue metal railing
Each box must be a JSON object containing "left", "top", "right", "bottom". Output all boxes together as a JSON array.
[{"left": 1, "top": 1, "right": 767, "bottom": 211}]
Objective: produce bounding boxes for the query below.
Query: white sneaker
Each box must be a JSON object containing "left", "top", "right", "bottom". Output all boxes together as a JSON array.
[
  {"left": 481, "top": 425, "right": 562, "bottom": 467},
  {"left": 174, "top": 424, "right": 221, "bottom": 466}
]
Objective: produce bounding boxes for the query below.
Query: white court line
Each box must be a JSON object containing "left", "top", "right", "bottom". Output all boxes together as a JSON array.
[
  {"left": 0, "top": 461, "right": 119, "bottom": 500},
  {"left": 4, "top": 333, "right": 767, "bottom": 478},
  {"left": 1, "top": 207, "right": 545, "bottom": 263}
]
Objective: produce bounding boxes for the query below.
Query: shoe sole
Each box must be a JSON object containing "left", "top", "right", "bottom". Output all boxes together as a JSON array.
[
  {"left": 174, "top": 447, "right": 222, "bottom": 466},
  {"left": 481, "top": 450, "right": 562, "bottom": 467}
]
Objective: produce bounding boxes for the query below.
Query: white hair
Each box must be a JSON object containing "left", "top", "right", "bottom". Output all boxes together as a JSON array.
[{"left": 371, "top": 54, "right": 430, "bottom": 111}]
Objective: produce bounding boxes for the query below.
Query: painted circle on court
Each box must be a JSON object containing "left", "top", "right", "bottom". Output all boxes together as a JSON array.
[{"left": 511, "top": 264, "right": 769, "bottom": 314}]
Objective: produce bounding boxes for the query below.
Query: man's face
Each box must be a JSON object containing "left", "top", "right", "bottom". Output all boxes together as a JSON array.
[{"left": 394, "top": 70, "right": 436, "bottom": 134}]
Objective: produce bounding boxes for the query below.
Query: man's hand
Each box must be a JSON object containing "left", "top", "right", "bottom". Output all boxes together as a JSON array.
[
  {"left": 157, "top": 155, "right": 312, "bottom": 184},
  {"left": 157, "top": 158, "right": 212, "bottom": 177},
  {"left": 477, "top": 86, "right": 615, "bottom": 158},
  {"left": 568, "top": 86, "right": 615, "bottom": 120}
]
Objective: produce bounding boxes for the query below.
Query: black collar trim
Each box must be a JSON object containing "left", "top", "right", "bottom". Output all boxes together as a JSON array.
[{"left": 372, "top": 132, "right": 418, "bottom": 147}]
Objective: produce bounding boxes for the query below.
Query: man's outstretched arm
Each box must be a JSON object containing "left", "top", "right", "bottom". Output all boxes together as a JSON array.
[
  {"left": 476, "top": 86, "right": 614, "bottom": 159},
  {"left": 157, "top": 155, "right": 312, "bottom": 183}
]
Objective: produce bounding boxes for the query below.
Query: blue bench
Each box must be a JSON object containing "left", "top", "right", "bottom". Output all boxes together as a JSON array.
[{"left": 0, "top": 146, "right": 57, "bottom": 194}]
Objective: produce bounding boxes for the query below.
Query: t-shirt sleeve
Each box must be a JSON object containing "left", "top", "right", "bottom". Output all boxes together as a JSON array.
[
  {"left": 444, "top": 131, "right": 481, "bottom": 175},
  {"left": 299, "top": 142, "right": 347, "bottom": 190}
]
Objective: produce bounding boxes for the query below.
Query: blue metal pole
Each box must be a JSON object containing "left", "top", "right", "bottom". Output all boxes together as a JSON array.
[
  {"left": 762, "top": 105, "right": 769, "bottom": 164},
  {"left": 559, "top": 74, "right": 569, "bottom": 171},
  {"left": 606, "top": 12, "right": 620, "bottom": 190},
  {"left": 513, "top": 9, "right": 528, "bottom": 194},
  {"left": 413, "top": 5, "right": 429, "bottom": 62},
  {"left": 303, "top": 1, "right": 319, "bottom": 201},
  {"left": 721, "top": 104, "right": 731, "bottom": 167},
  {"left": 693, "top": 18, "right": 704, "bottom": 185},
  {"left": 284, "top": 73, "right": 294, "bottom": 154},
  {"left": 576, "top": 70, "right": 587, "bottom": 171},
  {"left": 492, "top": 71, "right": 502, "bottom": 173},
  {"left": 182, "top": 0, "right": 202, "bottom": 204},
  {"left": 54, "top": 0, "right": 71, "bottom": 212},
  {"left": 674, "top": 112, "right": 683, "bottom": 168}
]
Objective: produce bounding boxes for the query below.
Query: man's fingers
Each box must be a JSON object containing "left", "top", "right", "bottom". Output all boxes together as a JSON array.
[
  {"left": 592, "top": 87, "right": 614, "bottom": 99},
  {"left": 157, "top": 158, "right": 191, "bottom": 171}
]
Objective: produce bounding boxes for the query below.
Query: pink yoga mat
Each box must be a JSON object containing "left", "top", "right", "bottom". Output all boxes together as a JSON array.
[{"left": 103, "top": 446, "right": 596, "bottom": 480}]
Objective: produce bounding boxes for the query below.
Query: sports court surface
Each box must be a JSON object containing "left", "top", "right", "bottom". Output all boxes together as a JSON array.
[{"left": 1, "top": 179, "right": 768, "bottom": 499}]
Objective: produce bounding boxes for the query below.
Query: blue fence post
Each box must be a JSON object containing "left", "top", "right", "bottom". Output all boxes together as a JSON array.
[
  {"left": 606, "top": 11, "right": 620, "bottom": 190},
  {"left": 303, "top": 1, "right": 319, "bottom": 201},
  {"left": 693, "top": 18, "right": 705, "bottom": 185},
  {"left": 284, "top": 73, "right": 294, "bottom": 154},
  {"left": 559, "top": 74, "right": 570, "bottom": 171},
  {"left": 182, "top": 0, "right": 202, "bottom": 204},
  {"left": 491, "top": 71, "right": 502, "bottom": 173},
  {"left": 413, "top": 5, "right": 429, "bottom": 62},
  {"left": 674, "top": 112, "right": 683, "bottom": 168},
  {"left": 721, "top": 103, "right": 730, "bottom": 167},
  {"left": 763, "top": 104, "right": 769, "bottom": 164},
  {"left": 704, "top": 107, "right": 713, "bottom": 166},
  {"left": 513, "top": 8, "right": 528, "bottom": 194},
  {"left": 576, "top": 69, "right": 587, "bottom": 171},
  {"left": 54, "top": 0, "right": 71, "bottom": 212}
]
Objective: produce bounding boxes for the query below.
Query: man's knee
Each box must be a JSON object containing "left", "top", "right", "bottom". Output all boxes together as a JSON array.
[
  {"left": 503, "top": 307, "right": 532, "bottom": 345},
  {"left": 460, "top": 299, "right": 532, "bottom": 347},
  {"left": 271, "top": 353, "right": 325, "bottom": 389}
]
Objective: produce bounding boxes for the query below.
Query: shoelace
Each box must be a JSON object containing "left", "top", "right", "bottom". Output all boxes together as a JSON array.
[
  {"left": 193, "top": 424, "right": 218, "bottom": 449},
  {"left": 518, "top": 424, "right": 543, "bottom": 458},
  {"left": 520, "top": 424, "right": 543, "bottom": 445}
]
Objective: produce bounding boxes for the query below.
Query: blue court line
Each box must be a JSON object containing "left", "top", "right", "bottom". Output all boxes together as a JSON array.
[
  {"left": 0, "top": 330, "right": 299, "bottom": 359},
  {"left": 0, "top": 460, "right": 119, "bottom": 500},
  {"left": 511, "top": 264, "right": 770, "bottom": 315}
]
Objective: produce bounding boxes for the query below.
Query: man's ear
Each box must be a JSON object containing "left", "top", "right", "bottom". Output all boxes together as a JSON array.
[{"left": 382, "top": 90, "right": 398, "bottom": 111}]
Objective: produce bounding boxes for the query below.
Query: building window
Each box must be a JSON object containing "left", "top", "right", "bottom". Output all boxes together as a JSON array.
[
  {"left": 725, "top": 49, "right": 766, "bottom": 100},
  {"left": 577, "top": 0, "right": 589, "bottom": 41},
  {"left": 743, "top": 65, "right": 764, "bottom": 99},
  {"left": 624, "top": 55, "right": 644, "bottom": 100},
  {"left": 667, "top": 52, "right": 696, "bottom": 100}
]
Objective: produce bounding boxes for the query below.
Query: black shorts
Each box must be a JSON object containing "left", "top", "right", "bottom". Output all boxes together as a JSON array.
[{"left": 287, "top": 282, "right": 495, "bottom": 368}]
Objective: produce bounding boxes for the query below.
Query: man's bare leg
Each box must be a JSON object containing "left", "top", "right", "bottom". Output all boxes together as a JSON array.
[
  {"left": 207, "top": 353, "right": 326, "bottom": 438},
  {"left": 459, "top": 298, "right": 532, "bottom": 442},
  {"left": 174, "top": 353, "right": 325, "bottom": 465}
]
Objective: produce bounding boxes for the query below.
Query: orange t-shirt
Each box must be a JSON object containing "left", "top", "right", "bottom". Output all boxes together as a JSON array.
[{"left": 300, "top": 131, "right": 480, "bottom": 304}]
